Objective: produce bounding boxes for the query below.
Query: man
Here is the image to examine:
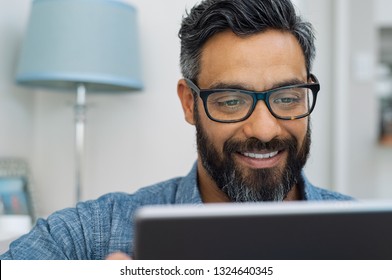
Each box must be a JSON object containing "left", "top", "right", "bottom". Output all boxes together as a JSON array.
[{"left": 0, "top": 0, "right": 351, "bottom": 260}]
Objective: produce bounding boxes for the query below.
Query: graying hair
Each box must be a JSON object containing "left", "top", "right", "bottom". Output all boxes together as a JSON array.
[{"left": 179, "top": 0, "right": 316, "bottom": 82}]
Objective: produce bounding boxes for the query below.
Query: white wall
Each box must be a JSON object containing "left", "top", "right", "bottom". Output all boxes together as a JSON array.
[
  {"left": 335, "top": 0, "right": 392, "bottom": 199},
  {"left": 299, "top": 0, "right": 334, "bottom": 190},
  {"left": 1, "top": 0, "right": 391, "bottom": 217},
  {"left": 373, "top": 0, "right": 392, "bottom": 198},
  {"left": 345, "top": 0, "right": 378, "bottom": 198},
  {"left": 0, "top": 1, "right": 33, "bottom": 159}
]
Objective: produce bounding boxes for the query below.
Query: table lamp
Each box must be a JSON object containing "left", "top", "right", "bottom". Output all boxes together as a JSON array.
[{"left": 15, "top": 0, "right": 143, "bottom": 202}]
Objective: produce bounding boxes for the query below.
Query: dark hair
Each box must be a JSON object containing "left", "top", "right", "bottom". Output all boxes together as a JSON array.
[{"left": 179, "top": 0, "right": 316, "bottom": 81}]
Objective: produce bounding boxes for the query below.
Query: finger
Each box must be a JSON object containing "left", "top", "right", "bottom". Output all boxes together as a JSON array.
[{"left": 105, "top": 252, "right": 132, "bottom": 260}]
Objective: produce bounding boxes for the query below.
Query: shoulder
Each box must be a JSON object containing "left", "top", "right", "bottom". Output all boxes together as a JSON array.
[
  {"left": 302, "top": 174, "right": 353, "bottom": 201},
  {"left": 77, "top": 176, "right": 188, "bottom": 230},
  {"left": 45, "top": 176, "right": 185, "bottom": 227},
  {"left": 307, "top": 185, "right": 354, "bottom": 201},
  {"left": 90, "top": 176, "right": 185, "bottom": 209}
]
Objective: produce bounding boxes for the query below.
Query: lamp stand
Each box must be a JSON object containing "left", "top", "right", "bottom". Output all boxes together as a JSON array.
[{"left": 75, "top": 83, "right": 86, "bottom": 202}]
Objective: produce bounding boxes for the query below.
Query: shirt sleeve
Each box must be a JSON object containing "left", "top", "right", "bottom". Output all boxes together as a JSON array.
[
  {"left": 0, "top": 192, "right": 143, "bottom": 260},
  {"left": 0, "top": 179, "right": 185, "bottom": 260},
  {"left": 0, "top": 204, "right": 96, "bottom": 260}
]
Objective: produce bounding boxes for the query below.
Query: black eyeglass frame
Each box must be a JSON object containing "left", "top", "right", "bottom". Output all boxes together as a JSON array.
[{"left": 185, "top": 74, "right": 320, "bottom": 123}]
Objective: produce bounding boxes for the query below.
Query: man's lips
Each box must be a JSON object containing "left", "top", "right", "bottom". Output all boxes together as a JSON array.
[
  {"left": 235, "top": 149, "right": 284, "bottom": 169},
  {"left": 241, "top": 151, "right": 279, "bottom": 159}
]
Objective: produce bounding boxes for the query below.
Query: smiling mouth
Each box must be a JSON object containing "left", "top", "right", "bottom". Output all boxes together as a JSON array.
[{"left": 241, "top": 151, "right": 280, "bottom": 159}]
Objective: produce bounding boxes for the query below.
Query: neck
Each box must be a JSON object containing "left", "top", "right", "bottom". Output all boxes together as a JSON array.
[{"left": 283, "top": 184, "right": 301, "bottom": 201}]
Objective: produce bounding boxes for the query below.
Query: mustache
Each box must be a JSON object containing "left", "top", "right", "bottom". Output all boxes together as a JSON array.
[{"left": 223, "top": 137, "right": 297, "bottom": 154}]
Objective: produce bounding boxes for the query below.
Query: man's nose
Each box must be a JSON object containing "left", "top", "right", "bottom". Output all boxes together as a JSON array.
[{"left": 241, "top": 101, "right": 282, "bottom": 142}]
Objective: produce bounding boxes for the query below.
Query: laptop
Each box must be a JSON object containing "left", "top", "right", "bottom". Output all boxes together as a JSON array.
[{"left": 133, "top": 200, "right": 392, "bottom": 260}]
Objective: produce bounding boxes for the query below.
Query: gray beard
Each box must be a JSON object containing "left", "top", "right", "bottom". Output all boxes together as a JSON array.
[{"left": 218, "top": 161, "right": 295, "bottom": 202}]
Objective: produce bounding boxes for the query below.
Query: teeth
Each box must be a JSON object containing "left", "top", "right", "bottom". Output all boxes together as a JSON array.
[{"left": 242, "top": 151, "right": 279, "bottom": 159}]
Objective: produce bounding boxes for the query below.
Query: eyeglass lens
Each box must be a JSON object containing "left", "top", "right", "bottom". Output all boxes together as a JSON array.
[{"left": 205, "top": 87, "right": 314, "bottom": 121}]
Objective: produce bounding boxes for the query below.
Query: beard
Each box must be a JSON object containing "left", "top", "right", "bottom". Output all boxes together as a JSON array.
[{"left": 195, "top": 108, "right": 311, "bottom": 202}]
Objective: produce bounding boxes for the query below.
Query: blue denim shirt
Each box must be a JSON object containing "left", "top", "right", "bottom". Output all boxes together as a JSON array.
[{"left": 0, "top": 163, "right": 351, "bottom": 260}]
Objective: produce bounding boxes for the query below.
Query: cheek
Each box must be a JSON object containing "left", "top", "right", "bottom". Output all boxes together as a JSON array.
[
  {"left": 203, "top": 121, "right": 234, "bottom": 149},
  {"left": 283, "top": 119, "right": 308, "bottom": 147}
]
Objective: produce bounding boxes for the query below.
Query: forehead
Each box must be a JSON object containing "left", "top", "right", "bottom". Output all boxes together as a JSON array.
[{"left": 198, "top": 29, "right": 307, "bottom": 90}]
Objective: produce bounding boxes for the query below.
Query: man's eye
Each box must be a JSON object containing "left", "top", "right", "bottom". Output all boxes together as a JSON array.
[
  {"left": 273, "top": 97, "right": 300, "bottom": 104},
  {"left": 217, "top": 99, "right": 244, "bottom": 107},
  {"left": 272, "top": 88, "right": 307, "bottom": 105}
]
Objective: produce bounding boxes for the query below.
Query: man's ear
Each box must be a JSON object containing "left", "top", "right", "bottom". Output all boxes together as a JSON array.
[{"left": 177, "top": 79, "right": 196, "bottom": 125}]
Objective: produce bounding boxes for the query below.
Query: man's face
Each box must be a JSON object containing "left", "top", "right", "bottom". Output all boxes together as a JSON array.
[{"left": 179, "top": 29, "right": 311, "bottom": 202}]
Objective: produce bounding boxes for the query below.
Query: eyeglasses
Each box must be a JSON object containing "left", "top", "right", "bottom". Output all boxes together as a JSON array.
[{"left": 185, "top": 74, "right": 320, "bottom": 123}]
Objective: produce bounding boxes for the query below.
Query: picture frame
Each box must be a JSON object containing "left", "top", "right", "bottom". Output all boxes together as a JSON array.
[
  {"left": 0, "top": 177, "right": 30, "bottom": 215},
  {"left": 0, "top": 158, "right": 35, "bottom": 221}
]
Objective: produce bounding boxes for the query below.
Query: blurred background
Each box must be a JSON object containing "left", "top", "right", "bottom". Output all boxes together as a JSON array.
[{"left": 0, "top": 0, "right": 391, "bottom": 221}]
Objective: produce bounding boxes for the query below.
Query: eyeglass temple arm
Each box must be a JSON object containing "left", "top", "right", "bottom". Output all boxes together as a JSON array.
[{"left": 184, "top": 78, "right": 200, "bottom": 93}]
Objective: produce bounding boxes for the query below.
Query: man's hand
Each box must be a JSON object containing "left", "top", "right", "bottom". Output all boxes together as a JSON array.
[{"left": 105, "top": 252, "right": 132, "bottom": 260}]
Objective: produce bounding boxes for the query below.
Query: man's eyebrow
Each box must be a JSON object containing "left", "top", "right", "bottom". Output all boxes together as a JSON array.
[
  {"left": 271, "top": 78, "right": 306, "bottom": 89},
  {"left": 207, "top": 78, "right": 306, "bottom": 91}
]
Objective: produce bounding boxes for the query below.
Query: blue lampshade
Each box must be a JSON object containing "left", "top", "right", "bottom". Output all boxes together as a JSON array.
[{"left": 16, "top": 0, "right": 143, "bottom": 92}]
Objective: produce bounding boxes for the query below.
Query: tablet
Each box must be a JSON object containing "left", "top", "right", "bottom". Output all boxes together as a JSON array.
[{"left": 133, "top": 200, "right": 392, "bottom": 260}]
